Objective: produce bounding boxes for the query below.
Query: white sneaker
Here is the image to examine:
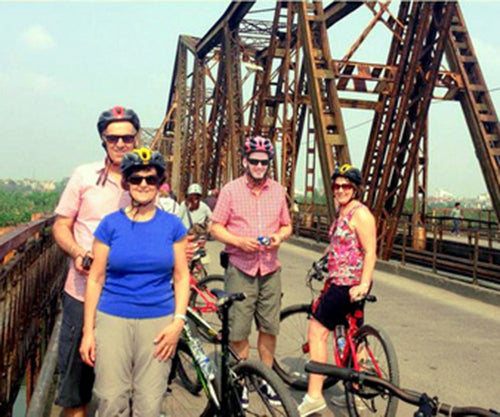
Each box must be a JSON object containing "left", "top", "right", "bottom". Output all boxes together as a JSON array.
[
  {"left": 298, "top": 394, "right": 326, "bottom": 417},
  {"left": 241, "top": 385, "right": 249, "bottom": 409},
  {"left": 259, "top": 380, "right": 282, "bottom": 407}
]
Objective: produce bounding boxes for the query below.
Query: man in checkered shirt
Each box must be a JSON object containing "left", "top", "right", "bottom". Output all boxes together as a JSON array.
[{"left": 211, "top": 136, "right": 292, "bottom": 371}]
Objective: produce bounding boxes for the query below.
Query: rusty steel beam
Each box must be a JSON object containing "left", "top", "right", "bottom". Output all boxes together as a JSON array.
[
  {"left": 444, "top": 2, "right": 500, "bottom": 222},
  {"left": 364, "top": 2, "right": 455, "bottom": 258},
  {"left": 222, "top": 24, "right": 245, "bottom": 180},
  {"left": 196, "top": 1, "right": 255, "bottom": 59},
  {"left": 297, "top": 1, "right": 350, "bottom": 221}
]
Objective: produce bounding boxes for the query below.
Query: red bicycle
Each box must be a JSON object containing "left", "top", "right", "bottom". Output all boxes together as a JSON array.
[{"left": 273, "top": 257, "right": 400, "bottom": 416}]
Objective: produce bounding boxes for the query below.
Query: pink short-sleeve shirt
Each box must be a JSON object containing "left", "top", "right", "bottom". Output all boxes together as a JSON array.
[
  {"left": 55, "top": 161, "right": 130, "bottom": 301},
  {"left": 211, "top": 175, "right": 291, "bottom": 276}
]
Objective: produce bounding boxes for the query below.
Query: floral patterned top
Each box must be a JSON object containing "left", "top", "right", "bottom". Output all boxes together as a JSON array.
[{"left": 326, "top": 202, "right": 365, "bottom": 286}]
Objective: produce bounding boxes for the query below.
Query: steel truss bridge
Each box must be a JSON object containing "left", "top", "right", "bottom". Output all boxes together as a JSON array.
[
  {"left": 149, "top": 0, "right": 500, "bottom": 260},
  {"left": 1, "top": 1, "right": 500, "bottom": 416}
]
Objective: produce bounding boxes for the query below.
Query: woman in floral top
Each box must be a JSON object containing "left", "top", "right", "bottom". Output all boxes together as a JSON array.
[{"left": 298, "top": 164, "right": 377, "bottom": 417}]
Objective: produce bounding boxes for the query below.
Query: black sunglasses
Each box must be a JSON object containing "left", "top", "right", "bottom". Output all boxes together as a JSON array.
[
  {"left": 128, "top": 175, "right": 159, "bottom": 186},
  {"left": 104, "top": 134, "right": 136, "bottom": 144},
  {"left": 333, "top": 183, "right": 354, "bottom": 191},
  {"left": 247, "top": 158, "right": 270, "bottom": 166}
]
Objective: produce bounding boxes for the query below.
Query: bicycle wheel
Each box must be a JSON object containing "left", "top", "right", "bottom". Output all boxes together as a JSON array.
[
  {"left": 232, "top": 360, "right": 300, "bottom": 417},
  {"left": 345, "top": 325, "right": 399, "bottom": 417},
  {"left": 273, "top": 304, "right": 337, "bottom": 390},
  {"left": 175, "top": 338, "right": 202, "bottom": 395},
  {"left": 189, "top": 274, "right": 225, "bottom": 340}
]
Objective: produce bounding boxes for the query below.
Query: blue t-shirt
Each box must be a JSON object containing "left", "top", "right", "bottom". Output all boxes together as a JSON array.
[{"left": 94, "top": 208, "right": 187, "bottom": 319}]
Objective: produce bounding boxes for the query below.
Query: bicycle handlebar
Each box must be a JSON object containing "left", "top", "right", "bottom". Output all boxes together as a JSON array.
[{"left": 305, "top": 362, "right": 497, "bottom": 417}]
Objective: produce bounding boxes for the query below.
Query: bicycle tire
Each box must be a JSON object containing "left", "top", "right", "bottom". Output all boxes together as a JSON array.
[
  {"left": 232, "top": 360, "right": 300, "bottom": 417},
  {"left": 175, "top": 338, "right": 203, "bottom": 395},
  {"left": 189, "top": 274, "right": 225, "bottom": 341},
  {"left": 273, "top": 304, "right": 337, "bottom": 390},
  {"left": 345, "top": 324, "right": 399, "bottom": 417}
]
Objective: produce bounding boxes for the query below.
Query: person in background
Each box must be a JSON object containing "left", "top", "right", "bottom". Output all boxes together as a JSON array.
[
  {"left": 203, "top": 188, "right": 219, "bottom": 211},
  {"left": 450, "top": 201, "right": 462, "bottom": 235},
  {"left": 52, "top": 105, "right": 140, "bottom": 417},
  {"left": 298, "top": 164, "right": 376, "bottom": 417},
  {"left": 79, "top": 148, "right": 189, "bottom": 416},
  {"left": 179, "top": 183, "right": 212, "bottom": 232},
  {"left": 210, "top": 136, "right": 292, "bottom": 406},
  {"left": 159, "top": 182, "right": 181, "bottom": 216}
]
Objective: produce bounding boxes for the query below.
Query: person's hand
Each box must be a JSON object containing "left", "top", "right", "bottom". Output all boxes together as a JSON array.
[
  {"left": 237, "top": 237, "right": 261, "bottom": 253},
  {"left": 74, "top": 252, "right": 92, "bottom": 276},
  {"left": 153, "top": 320, "right": 184, "bottom": 361},
  {"left": 268, "top": 233, "right": 283, "bottom": 250},
  {"left": 349, "top": 282, "right": 370, "bottom": 302},
  {"left": 80, "top": 331, "right": 96, "bottom": 367}
]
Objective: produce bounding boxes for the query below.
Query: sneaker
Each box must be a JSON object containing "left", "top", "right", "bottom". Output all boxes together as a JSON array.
[
  {"left": 241, "top": 385, "right": 249, "bottom": 410},
  {"left": 298, "top": 394, "right": 326, "bottom": 417},
  {"left": 330, "top": 392, "right": 347, "bottom": 407},
  {"left": 259, "top": 380, "right": 282, "bottom": 407}
]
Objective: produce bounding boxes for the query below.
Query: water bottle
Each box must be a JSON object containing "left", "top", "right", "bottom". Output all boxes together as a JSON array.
[
  {"left": 184, "top": 324, "right": 216, "bottom": 381},
  {"left": 335, "top": 325, "right": 346, "bottom": 360}
]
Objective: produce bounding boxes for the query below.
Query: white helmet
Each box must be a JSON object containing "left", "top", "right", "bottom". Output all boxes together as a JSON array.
[{"left": 187, "top": 183, "right": 203, "bottom": 196}]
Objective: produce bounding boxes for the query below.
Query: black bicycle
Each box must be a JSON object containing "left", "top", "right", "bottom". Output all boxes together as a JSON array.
[
  {"left": 305, "top": 361, "right": 498, "bottom": 417},
  {"left": 164, "top": 289, "right": 299, "bottom": 417}
]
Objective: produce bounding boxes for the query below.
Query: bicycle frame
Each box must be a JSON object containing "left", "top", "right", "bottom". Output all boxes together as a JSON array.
[
  {"left": 311, "top": 274, "right": 383, "bottom": 377},
  {"left": 189, "top": 275, "right": 218, "bottom": 315},
  {"left": 185, "top": 297, "right": 245, "bottom": 415}
]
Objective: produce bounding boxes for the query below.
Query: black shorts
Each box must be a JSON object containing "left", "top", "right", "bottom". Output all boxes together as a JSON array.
[
  {"left": 55, "top": 293, "right": 95, "bottom": 408},
  {"left": 312, "top": 284, "right": 364, "bottom": 331}
]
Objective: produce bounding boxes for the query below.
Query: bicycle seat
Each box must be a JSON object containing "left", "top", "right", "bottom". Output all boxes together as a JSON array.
[{"left": 210, "top": 288, "right": 246, "bottom": 308}]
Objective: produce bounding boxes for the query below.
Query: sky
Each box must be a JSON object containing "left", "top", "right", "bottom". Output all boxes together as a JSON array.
[{"left": 0, "top": 1, "right": 499, "bottom": 199}]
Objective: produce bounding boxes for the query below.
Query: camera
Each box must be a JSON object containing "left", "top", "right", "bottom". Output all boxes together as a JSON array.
[{"left": 82, "top": 254, "right": 93, "bottom": 271}]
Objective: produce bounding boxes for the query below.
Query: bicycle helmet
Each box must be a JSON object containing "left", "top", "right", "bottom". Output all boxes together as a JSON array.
[
  {"left": 121, "top": 147, "right": 166, "bottom": 181},
  {"left": 331, "top": 164, "right": 362, "bottom": 186},
  {"left": 242, "top": 136, "right": 275, "bottom": 159},
  {"left": 187, "top": 183, "right": 203, "bottom": 196},
  {"left": 97, "top": 105, "right": 140, "bottom": 135},
  {"left": 159, "top": 183, "right": 171, "bottom": 194}
]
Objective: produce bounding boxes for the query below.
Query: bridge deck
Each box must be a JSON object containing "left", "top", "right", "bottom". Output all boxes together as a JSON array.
[{"left": 47, "top": 239, "right": 499, "bottom": 417}]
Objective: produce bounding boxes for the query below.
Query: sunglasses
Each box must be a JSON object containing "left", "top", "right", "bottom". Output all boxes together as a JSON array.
[
  {"left": 128, "top": 175, "right": 159, "bottom": 186},
  {"left": 104, "top": 134, "right": 136, "bottom": 144},
  {"left": 333, "top": 183, "right": 354, "bottom": 191},
  {"left": 247, "top": 158, "right": 270, "bottom": 166}
]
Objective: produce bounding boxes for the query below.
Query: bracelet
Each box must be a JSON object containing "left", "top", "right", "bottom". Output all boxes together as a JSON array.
[{"left": 174, "top": 314, "right": 187, "bottom": 322}]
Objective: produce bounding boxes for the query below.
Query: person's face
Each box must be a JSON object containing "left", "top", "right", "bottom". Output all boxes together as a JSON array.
[
  {"left": 187, "top": 194, "right": 201, "bottom": 210},
  {"left": 332, "top": 177, "right": 355, "bottom": 205},
  {"left": 243, "top": 151, "right": 270, "bottom": 181},
  {"left": 102, "top": 121, "right": 137, "bottom": 164},
  {"left": 127, "top": 167, "right": 159, "bottom": 204}
]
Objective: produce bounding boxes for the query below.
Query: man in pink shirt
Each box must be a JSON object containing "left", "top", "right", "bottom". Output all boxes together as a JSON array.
[
  {"left": 211, "top": 136, "right": 292, "bottom": 388},
  {"left": 52, "top": 106, "right": 139, "bottom": 417}
]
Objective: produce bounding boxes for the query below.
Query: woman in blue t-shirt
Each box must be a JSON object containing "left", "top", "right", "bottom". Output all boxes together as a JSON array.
[{"left": 80, "top": 148, "right": 190, "bottom": 417}]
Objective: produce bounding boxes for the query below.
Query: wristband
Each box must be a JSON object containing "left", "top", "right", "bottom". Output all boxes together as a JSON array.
[{"left": 174, "top": 314, "right": 187, "bottom": 322}]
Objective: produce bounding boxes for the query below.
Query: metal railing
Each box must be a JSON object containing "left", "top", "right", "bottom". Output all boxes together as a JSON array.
[
  {"left": 0, "top": 215, "right": 65, "bottom": 417},
  {"left": 292, "top": 212, "right": 500, "bottom": 288}
]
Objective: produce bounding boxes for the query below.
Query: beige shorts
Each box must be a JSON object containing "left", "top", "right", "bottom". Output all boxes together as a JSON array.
[{"left": 224, "top": 264, "right": 282, "bottom": 341}]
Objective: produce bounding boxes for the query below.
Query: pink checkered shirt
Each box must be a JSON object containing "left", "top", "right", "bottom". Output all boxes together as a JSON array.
[
  {"left": 55, "top": 160, "right": 130, "bottom": 301},
  {"left": 211, "top": 175, "right": 291, "bottom": 276}
]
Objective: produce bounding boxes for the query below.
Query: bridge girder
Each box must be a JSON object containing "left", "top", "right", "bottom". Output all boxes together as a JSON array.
[{"left": 154, "top": 0, "right": 500, "bottom": 259}]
